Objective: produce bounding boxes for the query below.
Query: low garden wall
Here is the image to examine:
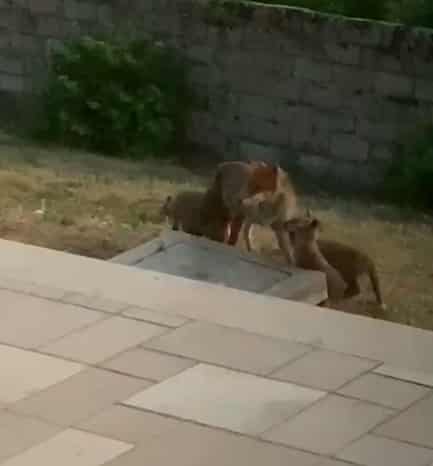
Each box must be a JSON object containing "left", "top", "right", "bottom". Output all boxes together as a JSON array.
[{"left": 2, "top": 0, "right": 433, "bottom": 188}]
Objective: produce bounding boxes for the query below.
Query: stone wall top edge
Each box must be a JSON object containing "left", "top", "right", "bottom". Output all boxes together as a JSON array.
[{"left": 175, "top": 0, "right": 433, "bottom": 56}]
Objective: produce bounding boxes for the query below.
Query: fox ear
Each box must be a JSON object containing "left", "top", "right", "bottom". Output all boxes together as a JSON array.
[
  {"left": 310, "top": 218, "right": 322, "bottom": 230},
  {"left": 271, "top": 163, "right": 281, "bottom": 175},
  {"left": 306, "top": 208, "right": 313, "bottom": 218}
]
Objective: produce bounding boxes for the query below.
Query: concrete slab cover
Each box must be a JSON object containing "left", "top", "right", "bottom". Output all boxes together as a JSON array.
[{"left": 111, "top": 230, "right": 327, "bottom": 305}]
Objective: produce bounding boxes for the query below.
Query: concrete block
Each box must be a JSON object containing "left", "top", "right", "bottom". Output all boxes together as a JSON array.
[
  {"left": 339, "top": 22, "right": 382, "bottom": 47},
  {"left": 186, "top": 45, "right": 213, "bottom": 64},
  {"left": 0, "top": 57, "right": 23, "bottom": 75},
  {"left": 36, "top": 17, "right": 62, "bottom": 36},
  {"left": 240, "top": 115, "right": 289, "bottom": 146},
  {"left": 65, "top": 0, "right": 97, "bottom": 21},
  {"left": 239, "top": 94, "right": 295, "bottom": 124},
  {"left": 309, "top": 129, "right": 330, "bottom": 153},
  {"left": 239, "top": 141, "right": 284, "bottom": 165},
  {"left": 313, "top": 111, "right": 355, "bottom": 133},
  {"left": 0, "top": 74, "right": 26, "bottom": 92},
  {"left": 97, "top": 4, "right": 113, "bottom": 25},
  {"left": 239, "top": 94, "right": 279, "bottom": 120},
  {"left": 324, "top": 43, "right": 360, "bottom": 66},
  {"left": 294, "top": 57, "right": 333, "bottom": 83},
  {"left": 361, "top": 48, "right": 402, "bottom": 73},
  {"left": 303, "top": 84, "right": 343, "bottom": 110},
  {"left": 413, "top": 58, "right": 433, "bottom": 80},
  {"left": 331, "top": 134, "right": 368, "bottom": 161},
  {"left": 358, "top": 120, "right": 398, "bottom": 144},
  {"left": 415, "top": 78, "right": 433, "bottom": 102},
  {"left": 288, "top": 107, "right": 314, "bottom": 148},
  {"left": 28, "top": 0, "right": 59, "bottom": 14},
  {"left": 265, "top": 77, "right": 303, "bottom": 102},
  {"left": 374, "top": 71, "right": 413, "bottom": 98},
  {"left": 370, "top": 144, "right": 394, "bottom": 162},
  {"left": 333, "top": 65, "right": 374, "bottom": 95},
  {"left": 298, "top": 153, "right": 331, "bottom": 178}
]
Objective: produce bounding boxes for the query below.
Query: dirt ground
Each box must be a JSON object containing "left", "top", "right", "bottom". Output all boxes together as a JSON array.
[{"left": 0, "top": 132, "right": 432, "bottom": 330}]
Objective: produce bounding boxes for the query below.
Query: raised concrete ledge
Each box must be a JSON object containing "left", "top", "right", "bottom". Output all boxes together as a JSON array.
[{"left": 110, "top": 229, "right": 327, "bottom": 305}]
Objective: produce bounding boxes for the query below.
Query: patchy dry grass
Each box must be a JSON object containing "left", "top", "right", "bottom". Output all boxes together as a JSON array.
[
  {"left": 0, "top": 132, "right": 432, "bottom": 330},
  {"left": 0, "top": 132, "right": 204, "bottom": 259}
]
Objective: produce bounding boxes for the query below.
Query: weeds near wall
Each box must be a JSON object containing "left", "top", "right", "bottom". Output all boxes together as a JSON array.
[
  {"left": 39, "top": 36, "right": 195, "bottom": 158},
  {"left": 383, "top": 124, "right": 433, "bottom": 210}
]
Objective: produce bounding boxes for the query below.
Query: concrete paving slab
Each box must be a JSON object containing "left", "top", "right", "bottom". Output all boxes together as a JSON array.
[
  {"left": 337, "top": 434, "right": 433, "bottom": 466},
  {"left": 270, "top": 349, "right": 378, "bottom": 391},
  {"left": 312, "top": 460, "right": 353, "bottom": 466},
  {"left": 123, "top": 363, "right": 325, "bottom": 435},
  {"left": 0, "top": 289, "right": 104, "bottom": 349},
  {"left": 103, "top": 421, "right": 321, "bottom": 466},
  {"left": 263, "top": 394, "right": 394, "bottom": 455},
  {"left": 338, "top": 373, "right": 430, "bottom": 409},
  {"left": 0, "top": 411, "right": 60, "bottom": 463},
  {"left": 41, "top": 316, "right": 166, "bottom": 364},
  {"left": 0, "top": 344, "right": 83, "bottom": 404},
  {"left": 0, "top": 241, "right": 433, "bottom": 465},
  {"left": 375, "top": 392, "right": 433, "bottom": 448},
  {"left": 122, "top": 306, "right": 190, "bottom": 328},
  {"left": 0, "top": 276, "right": 66, "bottom": 301},
  {"left": 374, "top": 364, "right": 433, "bottom": 388},
  {"left": 145, "top": 321, "right": 313, "bottom": 375},
  {"left": 61, "top": 292, "right": 129, "bottom": 313},
  {"left": 12, "top": 368, "right": 151, "bottom": 426},
  {"left": 77, "top": 405, "right": 187, "bottom": 444},
  {"left": 102, "top": 348, "right": 196, "bottom": 381},
  {"left": 0, "top": 428, "right": 132, "bottom": 466}
]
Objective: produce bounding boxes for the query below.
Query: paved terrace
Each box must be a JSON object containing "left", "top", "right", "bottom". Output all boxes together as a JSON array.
[{"left": 1, "top": 238, "right": 433, "bottom": 466}]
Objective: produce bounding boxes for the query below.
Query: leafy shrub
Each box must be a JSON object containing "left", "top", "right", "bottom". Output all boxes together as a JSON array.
[
  {"left": 388, "top": 0, "right": 433, "bottom": 28},
  {"left": 41, "top": 36, "right": 194, "bottom": 157},
  {"left": 383, "top": 125, "right": 433, "bottom": 209},
  {"left": 334, "top": 0, "right": 388, "bottom": 20}
]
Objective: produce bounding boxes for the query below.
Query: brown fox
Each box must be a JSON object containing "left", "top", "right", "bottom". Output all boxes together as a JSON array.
[
  {"left": 160, "top": 191, "right": 204, "bottom": 236},
  {"left": 284, "top": 216, "right": 347, "bottom": 302},
  {"left": 318, "top": 239, "right": 386, "bottom": 309},
  {"left": 240, "top": 186, "right": 298, "bottom": 264},
  {"left": 289, "top": 209, "right": 387, "bottom": 308},
  {"left": 160, "top": 190, "right": 229, "bottom": 241},
  {"left": 201, "top": 160, "right": 282, "bottom": 246}
]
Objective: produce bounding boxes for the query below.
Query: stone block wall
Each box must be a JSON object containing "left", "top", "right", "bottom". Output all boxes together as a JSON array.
[{"left": 2, "top": 0, "right": 433, "bottom": 188}]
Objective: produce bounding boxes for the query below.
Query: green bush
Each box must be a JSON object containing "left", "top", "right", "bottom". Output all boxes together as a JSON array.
[
  {"left": 41, "top": 37, "right": 194, "bottom": 157},
  {"left": 383, "top": 125, "right": 433, "bottom": 209},
  {"left": 388, "top": 0, "right": 433, "bottom": 28},
  {"left": 334, "top": 0, "right": 388, "bottom": 20}
]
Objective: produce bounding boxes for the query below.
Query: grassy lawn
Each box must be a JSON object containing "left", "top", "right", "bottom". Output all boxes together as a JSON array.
[{"left": 1, "top": 132, "right": 432, "bottom": 331}]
